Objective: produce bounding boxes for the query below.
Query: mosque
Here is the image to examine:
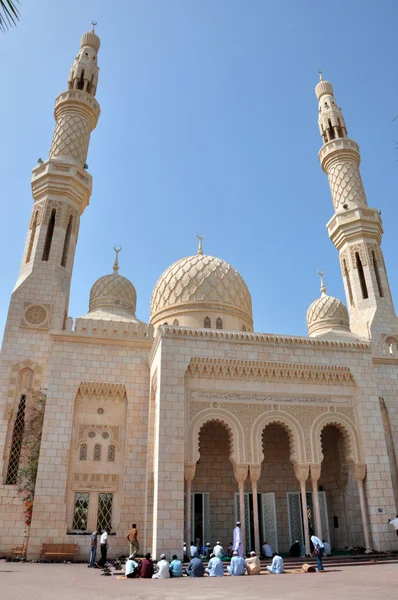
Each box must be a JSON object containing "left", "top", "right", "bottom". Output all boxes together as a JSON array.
[{"left": 0, "top": 26, "right": 398, "bottom": 560}]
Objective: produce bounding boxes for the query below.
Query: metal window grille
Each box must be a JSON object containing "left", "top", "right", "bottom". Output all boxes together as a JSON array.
[
  {"left": 108, "top": 444, "right": 115, "bottom": 462},
  {"left": 97, "top": 493, "right": 113, "bottom": 531},
  {"left": 72, "top": 492, "right": 89, "bottom": 530},
  {"left": 5, "top": 395, "right": 27, "bottom": 484},
  {"left": 94, "top": 444, "right": 101, "bottom": 461},
  {"left": 79, "top": 443, "right": 87, "bottom": 460},
  {"left": 204, "top": 317, "right": 211, "bottom": 328}
]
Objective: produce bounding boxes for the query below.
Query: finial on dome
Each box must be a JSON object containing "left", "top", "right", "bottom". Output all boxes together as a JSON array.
[
  {"left": 113, "top": 245, "right": 122, "bottom": 273},
  {"left": 91, "top": 20, "right": 97, "bottom": 32},
  {"left": 318, "top": 69, "right": 323, "bottom": 81},
  {"left": 196, "top": 233, "right": 206, "bottom": 256},
  {"left": 317, "top": 269, "right": 327, "bottom": 296}
]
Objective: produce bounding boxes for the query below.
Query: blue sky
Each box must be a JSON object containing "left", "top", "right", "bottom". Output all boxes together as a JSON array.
[{"left": 1, "top": 0, "right": 398, "bottom": 337}]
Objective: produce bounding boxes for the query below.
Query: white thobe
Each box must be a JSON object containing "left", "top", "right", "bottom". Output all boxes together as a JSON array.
[{"left": 233, "top": 526, "right": 243, "bottom": 557}]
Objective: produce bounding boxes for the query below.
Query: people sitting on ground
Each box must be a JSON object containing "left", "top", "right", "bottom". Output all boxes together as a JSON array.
[
  {"left": 140, "top": 553, "right": 154, "bottom": 578},
  {"left": 205, "top": 553, "right": 224, "bottom": 576},
  {"left": 152, "top": 553, "right": 170, "bottom": 579},
  {"left": 246, "top": 551, "right": 261, "bottom": 575},
  {"left": 289, "top": 540, "right": 301, "bottom": 557},
  {"left": 125, "top": 554, "right": 140, "bottom": 578},
  {"left": 227, "top": 550, "right": 246, "bottom": 576},
  {"left": 262, "top": 540, "right": 273, "bottom": 557},
  {"left": 202, "top": 542, "right": 211, "bottom": 559},
  {"left": 186, "top": 555, "right": 205, "bottom": 577},
  {"left": 213, "top": 541, "right": 224, "bottom": 558},
  {"left": 267, "top": 554, "right": 284, "bottom": 574},
  {"left": 227, "top": 541, "right": 234, "bottom": 558},
  {"left": 190, "top": 541, "right": 199, "bottom": 558},
  {"left": 323, "top": 540, "right": 331, "bottom": 556},
  {"left": 169, "top": 554, "right": 183, "bottom": 577}
]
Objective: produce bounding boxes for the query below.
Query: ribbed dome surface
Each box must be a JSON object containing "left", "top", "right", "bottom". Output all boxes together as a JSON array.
[
  {"left": 80, "top": 30, "right": 100, "bottom": 52},
  {"left": 306, "top": 293, "right": 350, "bottom": 336},
  {"left": 89, "top": 272, "right": 136, "bottom": 315},
  {"left": 150, "top": 254, "right": 252, "bottom": 324}
]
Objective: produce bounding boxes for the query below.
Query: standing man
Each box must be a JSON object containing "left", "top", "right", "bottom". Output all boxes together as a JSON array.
[
  {"left": 88, "top": 527, "right": 101, "bottom": 567},
  {"left": 310, "top": 534, "right": 325, "bottom": 572},
  {"left": 127, "top": 523, "right": 139, "bottom": 557},
  {"left": 98, "top": 528, "right": 109, "bottom": 567},
  {"left": 233, "top": 521, "right": 243, "bottom": 557}
]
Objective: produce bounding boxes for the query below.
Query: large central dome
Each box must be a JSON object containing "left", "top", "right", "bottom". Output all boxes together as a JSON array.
[{"left": 150, "top": 252, "right": 253, "bottom": 331}]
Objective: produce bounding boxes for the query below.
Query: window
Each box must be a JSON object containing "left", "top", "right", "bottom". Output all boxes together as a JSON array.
[
  {"left": 5, "top": 395, "right": 27, "bottom": 485},
  {"left": 343, "top": 259, "right": 354, "bottom": 306},
  {"left": 72, "top": 492, "right": 89, "bottom": 530},
  {"left": 173, "top": 319, "right": 179, "bottom": 326},
  {"left": 79, "top": 443, "right": 87, "bottom": 461},
  {"left": 26, "top": 211, "right": 38, "bottom": 263},
  {"left": 61, "top": 215, "right": 73, "bottom": 268},
  {"left": 216, "top": 318, "right": 223, "bottom": 330},
  {"left": 97, "top": 493, "right": 113, "bottom": 531},
  {"left": 242, "top": 325, "right": 247, "bottom": 332},
  {"left": 355, "top": 252, "right": 368, "bottom": 299},
  {"left": 328, "top": 119, "right": 335, "bottom": 140},
  {"left": 204, "top": 317, "right": 211, "bottom": 328},
  {"left": 94, "top": 444, "right": 101, "bottom": 461},
  {"left": 372, "top": 251, "right": 384, "bottom": 297},
  {"left": 42, "top": 209, "right": 56, "bottom": 261},
  {"left": 108, "top": 444, "right": 115, "bottom": 462}
]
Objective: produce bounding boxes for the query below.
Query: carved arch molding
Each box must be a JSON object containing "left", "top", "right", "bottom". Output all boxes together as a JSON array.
[{"left": 188, "top": 399, "right": 361, "bottom": 465}]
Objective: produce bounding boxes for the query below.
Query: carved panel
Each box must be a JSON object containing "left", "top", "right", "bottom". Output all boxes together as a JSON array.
[
  {"left": 43, "top": 200, "right": 63, "bottom": 225},
  {"left": 20, "top": 303, "right": 51, "bottom": 330},
  {"left": 349, "top": 243, "right": 367, "bottom": 268},
  {"left": 77, "top": 382, "right": 127, "bottom": 400},
  {"left": 73, "top": 472, "right": 118, "bottom": 491},
  {"left": 29, "top": 202, "right": 43, "bottom": 229},
  {"left": 367, "top": 243, "right": 384, "bottom": 268},
  {"left": 63, "top": 205, "right": 79, "bottom": 233},
  {"left": 340, "top": 250, "right": 350, "bottom": 273}
]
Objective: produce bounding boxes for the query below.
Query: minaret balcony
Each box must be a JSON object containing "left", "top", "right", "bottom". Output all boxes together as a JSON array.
[
  {"left": 327, "top": 206, "right": 383, "bottom": 249},
  {"left": 31, "top": 159, "right": 92, "bottom": 213},
  {"left": 319, "top": 138, "right": 360, "bottom": 169}
]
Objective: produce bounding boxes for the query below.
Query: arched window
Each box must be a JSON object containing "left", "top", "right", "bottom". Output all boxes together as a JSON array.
[
  {"left": 242, "top": 325, "right": 247, "bottom": 331},
  {"left": 173, "top": 319, "right": 179, "bottom": 326},
  {"left": 108, "top": 445, "right": 115, "bottom": 462},
  {"left": 94, "top": 444, "right": 101, "bottom": 461},
  {"left": 204, "top": 317, "right": 211, "bottom": 328},
  {"left": 42, "top": 209, "right": 56, "bottom": 261},
  {"left": 355, "top": 252, "right": 368, "bottom": 299},
  {"left": 343, "top": 259, "right": 354, "bottom": 306},
  {"left": 5, "top": 395, "right": 27, "bottom": 484},
  {"left": 79, "top": 443, "right": 87, "bottom": 461},
  {"left": 372, "top": 251, "right": 384, "bottom": 297},
  {"left": 26, "top": 210, "right": 38, "bottom": 263},
  {"left": 61, "top": 215, "right": 73, "bottom": 268},
  {"left": 216, "top": 317, "right": 223, "bottom": 329}
]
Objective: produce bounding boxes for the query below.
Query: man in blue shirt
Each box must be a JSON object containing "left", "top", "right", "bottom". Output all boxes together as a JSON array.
[
  {"left": 311, "top": 535, "right": 325, "bottom": 572},
  {"left": 125, "top": 555, "right": 139, "bottom": 578},
  {"left": 186, "top": 556, "right": 204, "bottom": 577},
  {"left": 169, "top": 554, "right": 183, "bottom": 577},
  {"left": 205, "top": 553, "right": 224, "bottom": 577},
  {"left": 227, "top": 551, "right": 246, "bottom": 576}
]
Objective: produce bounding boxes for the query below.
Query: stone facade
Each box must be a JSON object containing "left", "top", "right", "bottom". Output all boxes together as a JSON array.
[{"left": 0, "top": 30, "right": 398, "bottom": 561}]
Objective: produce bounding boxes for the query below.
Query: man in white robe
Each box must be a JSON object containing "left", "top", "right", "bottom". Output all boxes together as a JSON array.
[{"left": 233, "top": 521, "right": 243, "bottom": 557}]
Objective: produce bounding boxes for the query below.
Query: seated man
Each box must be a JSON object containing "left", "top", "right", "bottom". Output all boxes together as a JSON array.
[
  {"left": 152, "top": 554, "right": 170, "bottom": 579},
  {"left": 205, "top": 553, "right": 224, "bottom": 577},
  {"left": 323, "top": 540, "right": 331, "bottom": 556},
  {"left": 227, "top": 551, "right": 246, "bottom": 576},
  {"left": 125, "top": 555, "right": 140, "bottom": 579},
  {"left": 190, "top": 541, "right": 199, "bottom": 558},
  {"left": 169, "top": 554, "right": 183, "bottom": 577},
  {"left": 140, "top": 553, "right": 154, "bottom": 578},
  {"left": 227, "top": 542, "right": 234, "bottom": 558},
  {"left": 289, "top": 540, "right": 301, "bottom": 557},
  {"left": 262, "top": 540, "right": 273, "bottom": 557},
  {"left": 186, "top": 555, "right": 204, "bottom": 577},
  {"left": 213, "top": 541, "right": 224, "bottom": 558},
  {"left": 203, "top": 542, "right": 212, "bottom": 559},
  {"left": 246, "top": 551, "right": 261, "bottom": 575},
  {"left": 267, "top": 554, "right": 284, "bottom": 574}
]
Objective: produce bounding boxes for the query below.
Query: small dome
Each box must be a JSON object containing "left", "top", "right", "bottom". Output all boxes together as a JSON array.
[
  {"left": 150, "top": 249, "right": 253, "bottom": 330},
  {"left": 306, "top": 274, "right": 350, "bottom": 337},
  {"left": 315, "top": 76, "right": 334, "bottom": 100},
  {"left": 80, "top": 24, "right": 100, "bottom": 53}
]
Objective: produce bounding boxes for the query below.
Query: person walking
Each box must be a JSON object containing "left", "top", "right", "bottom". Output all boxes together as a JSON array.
[
  {"left": 127, "top": 523, "right": 139, "bottom": 557},
  {"left": 88, "top": 528, "right": 101, "bottom": 568},
  {"left": 311, "top": 534, "right": 325, "bottom": 572}
]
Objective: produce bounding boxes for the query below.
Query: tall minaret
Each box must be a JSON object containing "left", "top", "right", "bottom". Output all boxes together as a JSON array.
[
  {"left": 316, "top": 73, "right": 398, "bottom": 340},
  {"left": 4, "top": 25, "right": 101, "bottom": 335}
]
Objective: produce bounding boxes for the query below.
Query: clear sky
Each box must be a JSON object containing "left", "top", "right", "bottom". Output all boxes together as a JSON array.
[{"left": 1, "top": 0, "right": 398, "bottom": 338}]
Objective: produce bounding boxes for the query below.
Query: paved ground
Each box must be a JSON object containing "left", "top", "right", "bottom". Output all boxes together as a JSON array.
[{"left": 1, "top": 561, "right": 397, "bottom": 600}]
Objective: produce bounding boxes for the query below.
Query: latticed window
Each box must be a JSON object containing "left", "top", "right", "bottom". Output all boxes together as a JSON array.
[
  {"left": 79, "top": 443, "right": 87, "bottom": 460},
  {"left": 5, "top": 395, "right": 27, "bottom": 485},
  {"left": 216, "top": 317, "right": 223, "bottom": 330},
  {"left": 97, "top": 493, "right": 113, "bottom": 531},
  {"left": 173, "top": 319, "right": 179, "bottom": 326},
  {"left": 108, "top": 444, "right": 115, "bottom": 462},
  {"left": 204, "top": 317, "right": 211, "bottom": 328},
  {"left": 72, "top": 492, "right": 89, "bottom": 530},
  {"left": 242, "top": 325, "right": 247, "bottom": 331},
  {"left": 94, "top": 444, "right": 101, "bottom": 461}
]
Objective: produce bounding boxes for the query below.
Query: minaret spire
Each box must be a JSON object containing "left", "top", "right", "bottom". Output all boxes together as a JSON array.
[
  {"left": 196, "top": 233, "right": 205, "bottom": 256},
  {"left": 317, "top": 270, "right": 327, "bottom": 296},
  {"left": 316, "top": 76, "right": 398, "bottom": 339},
  {"left": 113, "top": 246, "right": 122, "bottom": 273}
]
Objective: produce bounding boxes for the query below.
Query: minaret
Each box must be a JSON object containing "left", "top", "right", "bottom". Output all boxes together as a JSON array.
[
  {"left": 316, "top": 73, "right": 398, "bottom": 340},
  {"left": 7, "top": 24, "right": 101, "bottom": 332}
]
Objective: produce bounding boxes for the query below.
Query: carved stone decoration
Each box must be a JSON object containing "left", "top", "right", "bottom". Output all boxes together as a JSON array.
[
  {"left": 349, "top": 243, "right": 367, "bottom": 268},
  {"left": 29, "top": 201, "right": 43, "bottom": 229},
  {"left": 188, "top": 407, "right": 246, "bottom": 464},
  {"left": 327, "top": 159, "right": 368, "bottom": 210},
  {"left": 340, "top": 250, "right": 350, "bottom": 273},
  {"left": 294, "top": 463, "right": 309, "bottom": 482},
  {"left": 43, "top": 199, "right": 63, "bottom": 225},
  {"left": 73, "top": 473, "right": 118, "bottom": 491},
  {"left": 25, "top": 305, "right": 47, "bottom": 325},
  {"left": 184, "top": 463, "right": 196, "bottom": 483},
  {"left": 76, "top": 424, "right": 120, "bottom": 447},
  {"left": 190, "top": 391, "right": 352, "bottom": 405},
  {"left": 367, "top": 243, "right": 384, "bottom": 268},
  {"left": 351, "top": 462, "right": 367, "bottom": 482},
  {"left": 233, "top": 464, "right": 249, "bottom": 483},
  {"left": 310, "top": 411, "right": 361, "bottom": 465},
  {"left": 63, "top": 205, "right": 79, "bottom": 233},
  {"left": 77, "top": 381, "right": 127, "bottom": 400}
]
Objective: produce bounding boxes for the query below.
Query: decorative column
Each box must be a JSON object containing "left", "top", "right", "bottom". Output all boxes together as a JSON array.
[
  {"left": 184, "top": 463, "right": 196, "bottom": 558},
  {"left": 294, "top": 463, "right": 310, "bottom": 554},
  {"left": 249, "top": 464, "right": 261, "bottom": 555},
  {"left": 310, "top": 464, "right": 322, "bottom": 540},
  {"left": 234, "top": 464, "right": 248, "bottom": 556},
  {"left": 352, "top": 463, "right": 372, "bottom": 552}
]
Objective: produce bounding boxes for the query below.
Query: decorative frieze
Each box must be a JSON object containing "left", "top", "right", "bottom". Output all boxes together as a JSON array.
[
  {"left": 77, "top": 382, "right": 126, "bottom": 400},
  {"left": 190, "top": 390, "right": 353, "bottom": 405},
  {"left": 73, "top": 473, "right": 118, "bottom": 491}
]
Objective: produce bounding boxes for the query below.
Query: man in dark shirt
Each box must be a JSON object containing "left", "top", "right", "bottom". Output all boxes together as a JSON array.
[
  {"left": 186, "top": 556, "right": 205, "bottom": 577},
  {"left": 140, "top": 553, "right": 154, "bottom": 578},
  {"left": 88, "top": 528, "right": 101, "bottom": 568},
  {"left": 290, "top": 540, "right": 301, "bottom": 557}
]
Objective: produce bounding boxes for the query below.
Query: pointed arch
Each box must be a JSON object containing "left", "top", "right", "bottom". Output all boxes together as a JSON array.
[
  {"left": 311, "top": 412, "right": 361, "bottom": 464},
  {"left": 188, "top": 408, "right": 245, "bottom": 464},
  {"left": 251, "top": 411, "right": 305, "bottom": 464}
]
